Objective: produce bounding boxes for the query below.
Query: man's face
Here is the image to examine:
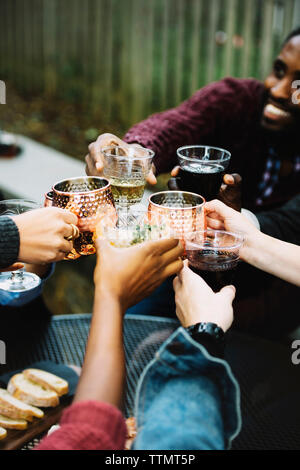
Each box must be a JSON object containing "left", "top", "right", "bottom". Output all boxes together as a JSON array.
[{"left": 261, "top": 35, "right": 300, "bottom": 133}]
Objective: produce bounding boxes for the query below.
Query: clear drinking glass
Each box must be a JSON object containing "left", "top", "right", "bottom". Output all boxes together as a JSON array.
[
  {"left": 184, "top": 229, "right": 244, "bottom": 291},
  {"left": 101, "top": 145, "right": 154, "bottom": 208},
  {"left": 96, "top": 206, "right": 171, "bottom": 248},
  {"left": 176, "top": 145, "right": 231, "bottom": 200},
  {"left": 0, "top": 199, "right": 42, "bottom": 292}
]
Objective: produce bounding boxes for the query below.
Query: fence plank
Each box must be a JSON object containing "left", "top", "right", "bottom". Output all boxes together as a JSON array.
[
  {"left": 224, "top": 0, "right": 237, "bottom": 77},
  {"left": 174, "top": 0, "right": 185, "bottom": 105},
  {"left": 259, "top": 0, "right": 275, "bottom": 80},
  {"left": 241, "top": 0, "right": 255, "bottom": 78},
  {"left": 205, "top": 0, "right": 219, "bottom": 84},
  {"left": 190, "top": 0, "right": 203, "bottom": 95},
  {"left": 43, "top": 0, "right": 57, "bottom": 95}
]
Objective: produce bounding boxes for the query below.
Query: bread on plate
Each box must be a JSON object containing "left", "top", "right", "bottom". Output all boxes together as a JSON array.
[{"left": 7, "top": 374, "right": 59, "bottom": 408}]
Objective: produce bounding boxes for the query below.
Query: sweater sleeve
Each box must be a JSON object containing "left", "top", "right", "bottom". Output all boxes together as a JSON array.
[
  {"left": 36, "top": 401, "right": 127, "bottom": 450},
  {"left": 0, "top": 216, "right": 20, "bottom": 269},
  {"left": 256, "top": 194, "right": 300, "bottom": 245},
  {"left": 124, "top": 78, "right": 263, "bottom": 174}
]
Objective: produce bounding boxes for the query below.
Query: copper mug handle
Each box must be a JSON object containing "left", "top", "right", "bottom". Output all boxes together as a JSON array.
[{"left": 44, "top": 191, "right": 54, "bottom": 207}]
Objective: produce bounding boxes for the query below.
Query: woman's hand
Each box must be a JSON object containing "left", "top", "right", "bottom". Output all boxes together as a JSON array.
[
  {"left": 94, "top": 237, "right": 183, "bottom": 311},
  {"left": 12, "top": 207, "right": 78, "bottom": 264},
  {"left": 173, "top": 261, "right": 235, "bottom": 332},
  {"left": 205, "top": 199, "right": 260, "bottom": 261},
  {"left": 85, "top": 133, "right": 157, "bottom": 185}
]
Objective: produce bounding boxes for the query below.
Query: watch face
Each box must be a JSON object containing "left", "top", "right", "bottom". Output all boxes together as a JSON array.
[{"left": 187, "top": 322, "right": 224, "bottom": 340}]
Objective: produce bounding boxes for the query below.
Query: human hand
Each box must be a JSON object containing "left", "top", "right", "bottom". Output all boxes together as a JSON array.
[
  {"left": 12, "top": 207, "right": 78, "bottom": 264},
  {"left": 173, "top": 261, "right": 235, "bottom": 332},
  {"left": 0, "top": 263, "right": 24, "bottom": 272},
  {"left": 94, "top": 237, "right": 183, "bottom": 311},
  {"left": 205, "top": 199, "right": 260, "bottom": 260},
  {"left": 218, "top": 173, "right": 242, "bottom": 211},
  {"left": 85, "top": 133, "right": 157, "bottom": 185}
]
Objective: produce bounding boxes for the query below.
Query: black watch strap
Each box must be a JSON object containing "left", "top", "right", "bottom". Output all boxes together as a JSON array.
[{"left": 185, "top": 322, "right": 225, "bottom": 358}]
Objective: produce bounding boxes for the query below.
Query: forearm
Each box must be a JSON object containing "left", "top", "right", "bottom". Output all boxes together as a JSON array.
[
  {"left": 243, "top": 231, "right": 300, "bottom": 286},
  {"left": 124, "top": 91, "right": 215, "bottom": 174},
  {"left": 0, "top": 217, "right": 19, "bottom": 268},
  {"left": 73, "top": 289, "right": 125, "bottom": 408}
]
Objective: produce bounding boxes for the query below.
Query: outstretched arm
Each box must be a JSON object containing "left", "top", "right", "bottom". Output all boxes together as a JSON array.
[
  {"left": 206, "top": 199, "right": 300, "bottom": 287},
  {"left": 37, "top": 238, "right": 183, "bottom": 450}
]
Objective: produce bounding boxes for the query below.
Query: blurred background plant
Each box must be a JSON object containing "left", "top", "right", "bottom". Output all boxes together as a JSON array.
[{"left": 0, "top": 0, "right": 299, "bottom": 314}]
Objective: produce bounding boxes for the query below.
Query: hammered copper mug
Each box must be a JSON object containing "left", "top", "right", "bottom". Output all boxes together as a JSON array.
[
  {"left": 47, "top": 176, "right": 116, "bottom": 260},
  {"left": 148, "top": 191, "right": 206, "bottom": 241}
]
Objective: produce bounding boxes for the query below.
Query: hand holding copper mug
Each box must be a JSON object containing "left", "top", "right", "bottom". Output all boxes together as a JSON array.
[
  {"left": 45, "top": 176, "right": 116, "bottom": 260},
  {"left": 65, "top": 224, "right": 80, "bottom": 242}
]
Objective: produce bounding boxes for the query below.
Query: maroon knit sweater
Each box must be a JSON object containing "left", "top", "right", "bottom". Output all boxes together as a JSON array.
[
  {"left": 36, "top": 401, "right": 126, "bottom": 450},
  {"left": 124, "top": 77, "right": 300, "bottom": 213}
]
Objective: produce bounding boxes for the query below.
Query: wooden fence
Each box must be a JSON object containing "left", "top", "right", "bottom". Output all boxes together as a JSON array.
[{"left": 0, "top": 0, "right": 299, "bottom": 128}]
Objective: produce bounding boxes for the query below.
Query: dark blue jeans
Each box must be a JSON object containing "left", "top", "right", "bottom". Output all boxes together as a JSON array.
[{"left": 126, "top": 277, "right": 176, "bottom": 318}]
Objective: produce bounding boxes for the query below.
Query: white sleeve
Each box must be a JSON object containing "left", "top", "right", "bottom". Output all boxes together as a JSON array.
[{"left": 241, "top": 208, "right": 260, "bottom": 230}]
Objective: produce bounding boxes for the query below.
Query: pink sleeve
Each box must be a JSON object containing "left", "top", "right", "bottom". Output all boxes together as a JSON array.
[{"left": 36, "top": 401, "right": 127, "bottom": 450}]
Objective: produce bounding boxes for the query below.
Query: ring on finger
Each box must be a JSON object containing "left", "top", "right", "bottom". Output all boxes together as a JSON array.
[{"left": 65, "top": 224, "right": 80, "bottom": 241}]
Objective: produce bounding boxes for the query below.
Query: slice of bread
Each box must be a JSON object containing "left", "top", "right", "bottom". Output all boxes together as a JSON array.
[
  {"left": 0, "top": 414, "right": 28, "bottom": 430},
  {"left": 23, "top": 369, "right": 68, "bottom": 397},
  {"left": 7, "top": 374, "right": 59, "bottom": 408},
  {"left": 0, "top": 427, "right": 7, "bottom": 440},
  {"left": 0, "top": 389, "right": 44, "bottom": 420}
]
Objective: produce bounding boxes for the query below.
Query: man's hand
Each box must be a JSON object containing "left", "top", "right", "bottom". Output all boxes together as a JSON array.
[
  {"left": 94, "top": 237, "right": 183, "bottom": 311},
  {"left": 85, "top": 133, "right": 157, "bottom": 185},
  {"left": 173, "top": 261, "right": 235, "bottom": 332},
  {"left": 12, "top": 207, "right": 78, "bottom": 264},
  {"left": 218, "top": 173, "right": 242, "bottom": 211},
  {"left": 168, "top": 168, "right": 242, "bottom": 212}
]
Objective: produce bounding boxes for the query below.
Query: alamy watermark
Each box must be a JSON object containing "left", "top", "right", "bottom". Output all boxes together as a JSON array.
[
  {"left": 0, "top": 340, "right": 6, "bottom": 364},
  {"left": 292, "top": 80, "right": 300, "bottom": 105},
  {"left": 0, "top": 80, "right": 6, "bottom": 104},
  {"left": 291, "top": 340, "right": 300, "bottom": 365}
]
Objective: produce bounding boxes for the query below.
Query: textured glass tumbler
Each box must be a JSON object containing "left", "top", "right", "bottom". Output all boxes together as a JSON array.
[
  {"left": 102, "top": 145, "right": 154, "bottom": 207},
  {"left": 148, "top": 191, "right": 206, "bottom": 240},
  {"left": 51, "top": 176, "right": 116, "bottom": 259}
]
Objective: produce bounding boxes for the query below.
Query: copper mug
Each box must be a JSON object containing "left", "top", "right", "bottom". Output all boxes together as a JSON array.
[
  {"left": 148, "top": 191, "right": 206, "bottom": 241},
  {"left": 45, "top": 176, "right": 116, "bottom": 260}
]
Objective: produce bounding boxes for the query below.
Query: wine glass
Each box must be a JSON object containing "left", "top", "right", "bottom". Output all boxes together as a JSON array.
[
  {"left": 0, "top": 199, "right": 42, "bottom": 292},
  {"left": 101, "top": 145, "right": 154, "bottom": 208},
  {"left": 176, "top": 145, "right": 231, "bottom": 200},
  {"left": 184, "top": 229, "right": 244, "bottom": 291}
]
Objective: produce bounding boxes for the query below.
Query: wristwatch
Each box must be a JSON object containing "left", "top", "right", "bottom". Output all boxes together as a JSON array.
[{"left": 185, "top": 322, "right": 225, "bottom": 344}]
